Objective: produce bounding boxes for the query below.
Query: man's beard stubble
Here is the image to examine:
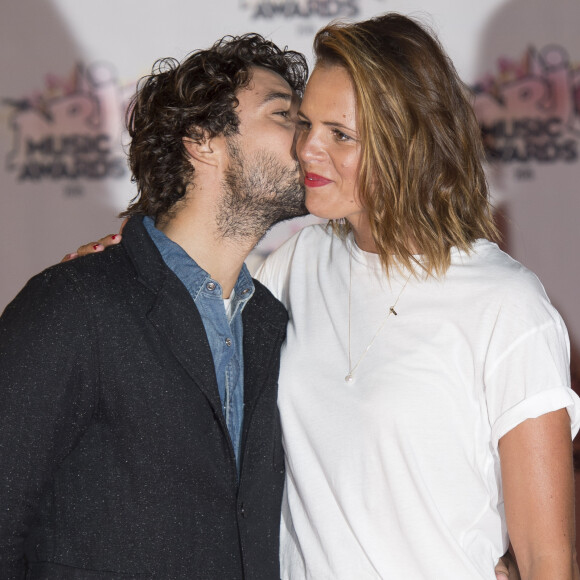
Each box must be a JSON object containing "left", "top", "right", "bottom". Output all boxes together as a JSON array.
[{"left": 216, "top": 141, "right": 308, "bottom": 242}]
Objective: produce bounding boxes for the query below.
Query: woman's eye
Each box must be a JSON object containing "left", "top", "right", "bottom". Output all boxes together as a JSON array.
[
  {"left": 275, "top": 110, "right": 290, "bottom": 118},
  {"left": 333, "top": 129, "right": 351, "bottom": 141}
]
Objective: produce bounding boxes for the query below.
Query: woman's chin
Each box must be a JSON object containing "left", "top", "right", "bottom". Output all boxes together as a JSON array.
[{"left": 305, "top": 198, "right": 333, "bottom": 220}]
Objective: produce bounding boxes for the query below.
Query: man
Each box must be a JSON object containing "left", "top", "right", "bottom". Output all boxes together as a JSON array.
[{"left": 0, "top": 34, "right": 308, "bottom": 579}]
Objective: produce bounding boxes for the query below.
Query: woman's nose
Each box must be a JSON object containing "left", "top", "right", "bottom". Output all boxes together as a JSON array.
[{"left": 296, "top": 130, "right": 325, "bottom": 163}]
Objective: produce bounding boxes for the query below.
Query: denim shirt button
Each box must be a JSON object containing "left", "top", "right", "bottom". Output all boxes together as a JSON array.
[
  {"left": 225, "top": 338, "right": 232, "bottom": 347},
  {"left": 206, "top": 281, "right": 216, "bottom": 291}
]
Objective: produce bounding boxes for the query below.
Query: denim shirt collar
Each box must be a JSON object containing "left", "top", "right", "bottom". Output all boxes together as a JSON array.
[{"left": 143, "top": 216, "right": 255, "bottom": 307}]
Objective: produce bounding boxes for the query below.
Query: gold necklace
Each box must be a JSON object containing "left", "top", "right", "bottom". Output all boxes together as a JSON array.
[{"left": 345, "top": 250, "right": 412, "bottom": 383}]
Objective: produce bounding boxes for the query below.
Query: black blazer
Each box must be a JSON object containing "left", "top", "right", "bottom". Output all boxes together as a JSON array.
[{"left": 0, "top": 216, "right": 288, "bottom": 579}]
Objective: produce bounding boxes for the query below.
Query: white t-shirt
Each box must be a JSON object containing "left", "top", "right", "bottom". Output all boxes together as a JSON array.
[{"left": 256, "top": 224, "right": 580, "bottom": 580}]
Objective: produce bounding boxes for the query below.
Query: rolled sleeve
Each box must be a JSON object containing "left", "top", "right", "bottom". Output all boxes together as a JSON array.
[
  {"left": 491, "top": 386, "right": 580, "bottom": 448},
  {"left": 484, "top": 278, "right": 579, "bottom": 449}
]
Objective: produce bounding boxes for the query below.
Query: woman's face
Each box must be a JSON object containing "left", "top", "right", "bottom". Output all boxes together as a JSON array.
[{"left": 295, "top": 65, "right": 366, "bottom": 226}]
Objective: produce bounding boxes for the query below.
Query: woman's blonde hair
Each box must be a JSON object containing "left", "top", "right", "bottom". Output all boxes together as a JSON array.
[{"left": 314, "top": 13, "right": 499, "bottom": 276}]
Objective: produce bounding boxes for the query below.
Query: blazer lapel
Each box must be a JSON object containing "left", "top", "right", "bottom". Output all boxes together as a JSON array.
[
  {"left": 123, "top": 216, "right": 225, "bottom": 422},
  {"left": 242, "top": 288, "right": 287, "bottom": 408},
  {"left": 146, "top": 281, "right": 225, "bottom": 419}
]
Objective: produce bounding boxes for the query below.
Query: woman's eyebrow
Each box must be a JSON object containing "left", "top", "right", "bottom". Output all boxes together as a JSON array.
[{"left": 297, "top": 110, "right": 355, "bottom": 132}]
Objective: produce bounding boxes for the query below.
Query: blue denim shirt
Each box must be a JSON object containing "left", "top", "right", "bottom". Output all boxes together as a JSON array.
[{"left": 143, "top": 217, "right": 254, "bottom": 474}]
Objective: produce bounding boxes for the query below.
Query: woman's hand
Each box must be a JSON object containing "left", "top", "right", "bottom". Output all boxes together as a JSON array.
[
  {"left": 495, "top": 549, "right": 520, "bottom": 580},
  {"left": 61, "top": 219, "right": 126, "bottom": 262},
  {"left": 499, "top": 408, "right": 579, "bottom": 580}
]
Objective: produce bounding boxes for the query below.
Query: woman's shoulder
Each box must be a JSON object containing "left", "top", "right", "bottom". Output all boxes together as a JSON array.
[
  {"left": 456, "top": 239, "right": 547, "bottom": 295},
  {"left": 254, "top": 223, "right": 332, "bottom": 303},
  {"left": 262, "top": 223, "right": 331, "bottom": 267},
  {"left": 280, "top": 222, "right": 332, "bottom": 248},
  {"left": 456, "top": 240, "right": 563, "bottom": 330}
]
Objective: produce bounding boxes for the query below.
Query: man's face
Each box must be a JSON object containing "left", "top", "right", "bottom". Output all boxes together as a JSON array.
[{"left": 216, "top": 67, "right": 307, "bottom": 240}]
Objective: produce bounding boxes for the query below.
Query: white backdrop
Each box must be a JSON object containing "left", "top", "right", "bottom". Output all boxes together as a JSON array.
[{"left": 1, "top": 0, "right": 579, "bottom": 384}]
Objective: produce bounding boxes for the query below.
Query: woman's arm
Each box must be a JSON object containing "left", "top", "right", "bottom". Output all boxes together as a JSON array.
[{"left": 499, "top": 408, "right": 579, "bottom": 579}]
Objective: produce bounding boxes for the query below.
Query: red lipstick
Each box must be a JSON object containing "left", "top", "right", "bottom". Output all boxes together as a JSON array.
[{"left": 304, "top": 172, "right": 332, "bottom": 188}]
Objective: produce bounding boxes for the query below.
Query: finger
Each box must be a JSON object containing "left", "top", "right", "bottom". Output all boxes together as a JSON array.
[
  {"left": 74, "top": 232, "right": 122, "bottom": 258},
  {"left": 495, "top": 557, "right": 509, "bottom": 578},
  {"left": 60, "top": 252, "right": 79, "bottom": 263},
  {"left": 95, "top": 233, "right": 122, "bottom": 248},
  {"left": 76, "top": 242, "right": 105, "bottom": 257}
]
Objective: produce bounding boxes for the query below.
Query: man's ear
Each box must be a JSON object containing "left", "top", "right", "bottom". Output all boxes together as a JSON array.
[{"left": 183, "top": 134, "right": 226, "bottom": 168}]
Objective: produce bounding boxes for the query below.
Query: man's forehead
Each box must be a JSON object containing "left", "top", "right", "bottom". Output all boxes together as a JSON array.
[{"left": 241, "top": 66, "right": 294, "bottom": 99}]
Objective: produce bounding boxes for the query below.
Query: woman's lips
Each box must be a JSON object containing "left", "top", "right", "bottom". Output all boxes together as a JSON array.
[{"left": 304, "top": 172, "right": 332, "bottom": 187}]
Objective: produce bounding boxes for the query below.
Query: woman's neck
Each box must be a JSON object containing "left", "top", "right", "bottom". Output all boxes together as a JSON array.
[
  {"left": 348, "top": 214, "right": 419, "bottom": 255},
  {"left": 348, "top": 214, "right": 378, "bottom": 253}
]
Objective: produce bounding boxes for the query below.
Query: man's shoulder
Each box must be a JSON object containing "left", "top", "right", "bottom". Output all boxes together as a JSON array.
[
  {"left": 51, "top": 242, "right": 132, "bottom": 287},
  {"left": 3, "top": 242, "right": 136, "bottom": 321}
]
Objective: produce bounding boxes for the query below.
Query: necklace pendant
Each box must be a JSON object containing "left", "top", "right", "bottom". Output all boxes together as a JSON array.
[{"left": 345, "top": 373, "right": 354, "bottom": 383}]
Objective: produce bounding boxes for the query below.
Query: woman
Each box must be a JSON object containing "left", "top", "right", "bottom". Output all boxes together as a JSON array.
[
  {"left": 68, "top": 13, "right": 579, "bottom": 579},
  {"left": 255, "top": 13, "right": 580, "bottom": 580}
]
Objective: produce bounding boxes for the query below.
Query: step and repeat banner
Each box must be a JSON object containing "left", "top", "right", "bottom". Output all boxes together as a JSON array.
[{"left": 1, "top": 0, "right": 579, "bottom": 386}]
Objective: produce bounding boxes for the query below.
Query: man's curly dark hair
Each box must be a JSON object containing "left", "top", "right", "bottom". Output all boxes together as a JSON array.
[{"left": 121, "top": 34, "right": 309, "bottom": 220}]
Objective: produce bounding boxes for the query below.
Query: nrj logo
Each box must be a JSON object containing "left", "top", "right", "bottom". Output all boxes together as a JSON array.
[
  {"left": 4, "top": 62, "right": 135, "bottom": 183},
  {"left": 240, "top": 0, "right": 359, "bottom": 19},
  {"left": 473, "top": 45, "right": 580, "bottom": 165}
]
